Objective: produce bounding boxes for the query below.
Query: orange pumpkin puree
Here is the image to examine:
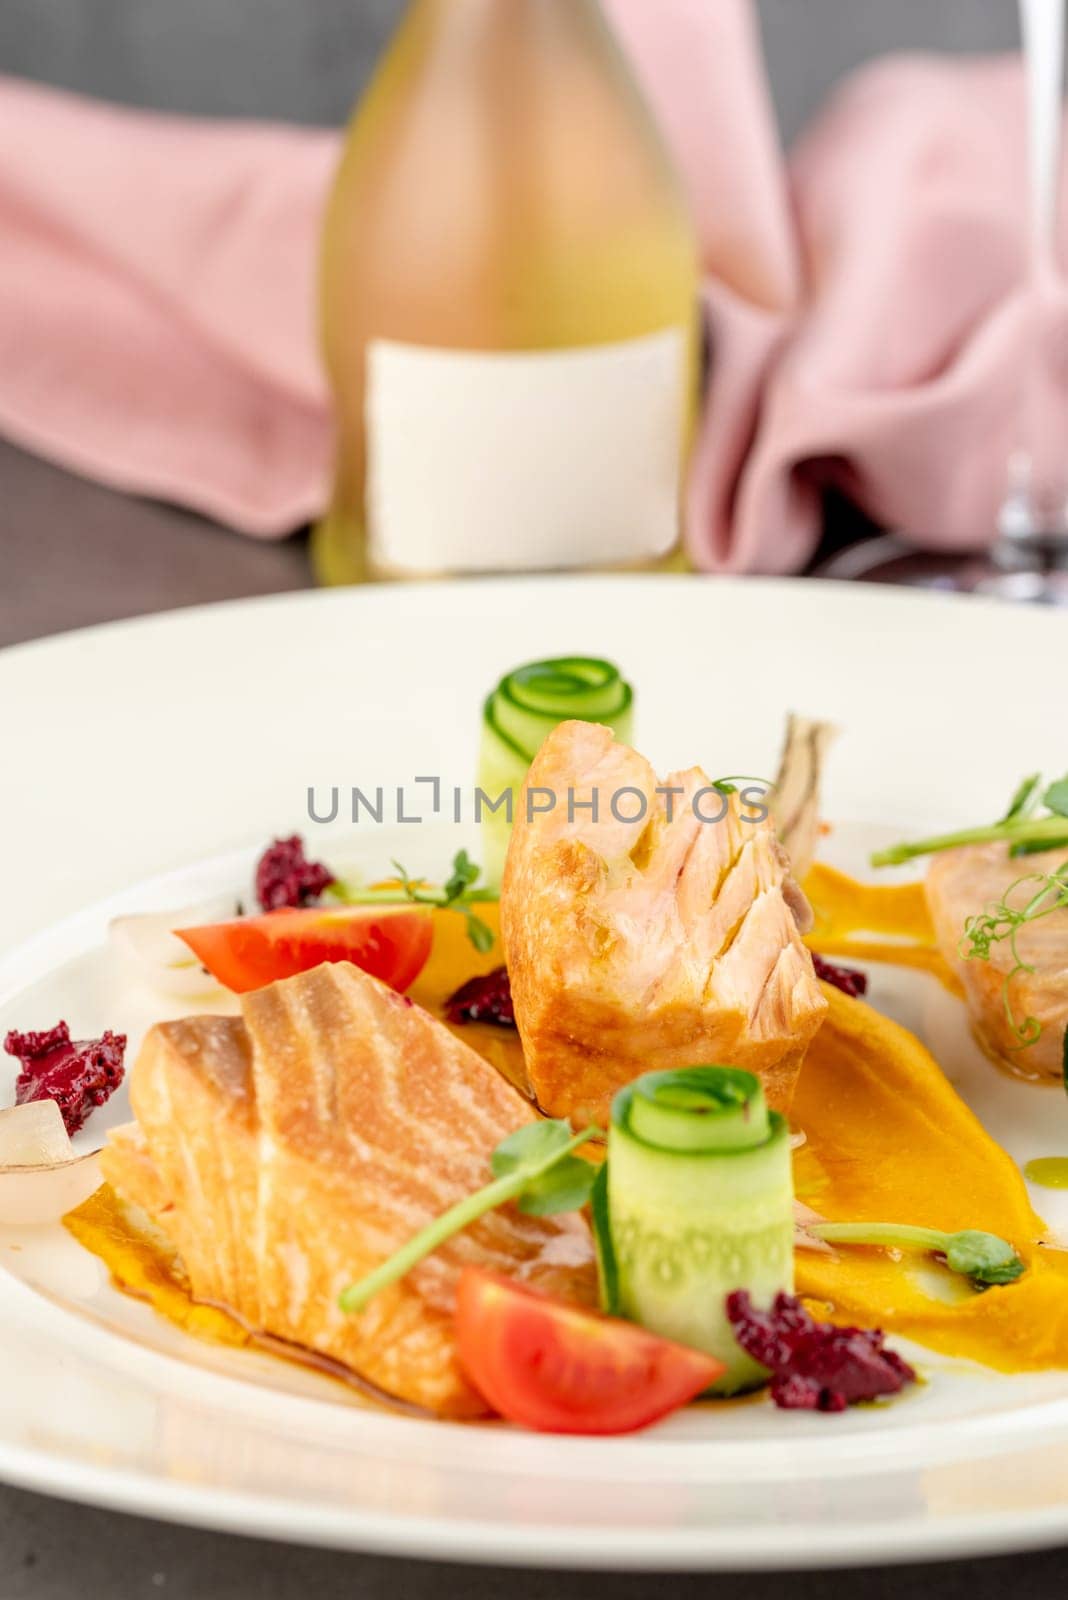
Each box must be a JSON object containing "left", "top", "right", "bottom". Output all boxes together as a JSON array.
[
  {"left": 65, "top": 1186, "right": 250, "bottom": 1349},
  {"left": 802, "top": 862, "right": 962, "bottom": 993},
  {"left": 65, "top": 896, "right": 1068, "bottom": 1382},
  {"left": 794, "top": 986, "right": 1068, "bottom": 1373}
]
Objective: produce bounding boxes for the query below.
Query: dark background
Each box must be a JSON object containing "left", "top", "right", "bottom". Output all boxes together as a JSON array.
[
  {"left": 2, "top": 3, "right": 1064, "bottom": 1596},
  {"left": 0, "top": 0, "right": 1021, "bottom": 141}
]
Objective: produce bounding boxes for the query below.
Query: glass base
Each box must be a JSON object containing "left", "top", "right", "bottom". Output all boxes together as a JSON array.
[{"left": 817, "top": 534, "right": 1068, "bottom": 605}]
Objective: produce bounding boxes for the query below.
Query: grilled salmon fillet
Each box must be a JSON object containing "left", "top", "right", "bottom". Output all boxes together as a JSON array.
[
  {"left": 927, "top": 843, "right": 1068, "bottom": 1080},
  {"left": 501, "top": 720, "right": 828, "bottom": 1127},
  {"left": 100, "top": 963, "right": 595, "bottom": 1417}
]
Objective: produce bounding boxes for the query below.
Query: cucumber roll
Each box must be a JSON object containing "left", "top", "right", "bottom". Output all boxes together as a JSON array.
[
  {"left": 606, "top": 1066, "right": 794, "bottom": 1395},
  {"left": 478, "top": 656, "right": 633, "bottom": 885}
]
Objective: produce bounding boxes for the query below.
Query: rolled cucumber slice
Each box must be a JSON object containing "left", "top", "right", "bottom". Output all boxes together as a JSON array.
[
  {"left": 478, "top": 656, "right": 633, "bottom": 886},
  {"left": 607, "top": 1066, "right": 794, "bottom": 1396}
]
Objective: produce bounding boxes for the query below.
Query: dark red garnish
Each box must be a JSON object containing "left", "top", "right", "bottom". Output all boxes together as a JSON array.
[
  {"left": 725, "top": 1290, "right": 915, "bottom": 1412},
  {"left": 444, "top": 966, "right": 516, "bottom": 1028},
  {"left": 5, "top": 1022, "right": 127, "bottom": 1136},
  {"left": 811, "top": 952, "right": 868, "bottom": 999},
  {"left": 255, "top": 835, "right": 336, "bottom": 911}
]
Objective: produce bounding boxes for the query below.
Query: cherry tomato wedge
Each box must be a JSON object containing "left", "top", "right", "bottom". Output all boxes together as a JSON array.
[
  {"left": 176, "top": 906, "right": 433, "bottom": 995},
  {"left": 455, "top": 1268, "right": 724, "bottom": 1435}
]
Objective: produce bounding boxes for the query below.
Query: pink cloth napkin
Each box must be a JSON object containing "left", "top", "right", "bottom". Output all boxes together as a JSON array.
[{"left": 0, "top": 3, "right": 1062, "bottom": 570}]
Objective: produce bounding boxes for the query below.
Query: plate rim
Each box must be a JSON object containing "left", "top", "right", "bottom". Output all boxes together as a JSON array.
[
  {"left": 3, "top": 569, "right": 1065, "bottom": 671},
  {"left": 4, "top": 1434, "right": 1068, "bottom": 1572}
]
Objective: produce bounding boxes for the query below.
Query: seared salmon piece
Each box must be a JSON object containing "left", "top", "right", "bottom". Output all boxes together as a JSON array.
[
  {"left": 926, "top": 843, "right": 1068, "bottom": 1081},
  {"left": 101, "top": 963, "right": 595, "bottom": 1418},
  {"left": 100, "top": 1123, "right": 172, "bottom": 1220},
  {"left": 501, "top": 721, "right": 827, "bottom": 1127}
]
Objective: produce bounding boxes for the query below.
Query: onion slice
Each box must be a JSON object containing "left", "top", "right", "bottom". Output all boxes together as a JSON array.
[
  {"left": 109, "top": 894, "right": 240, "bottom": 997},
  {"left": 0, "top": 1102, "right": 102, "bottom": 1225},
  {"left": 772, "top": 713, "right": 838, "bottom": 882}
]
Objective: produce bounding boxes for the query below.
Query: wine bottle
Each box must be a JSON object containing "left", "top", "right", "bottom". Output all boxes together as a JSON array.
[{"left": 314, "top": 0, "right": 700, "bottom": 583}]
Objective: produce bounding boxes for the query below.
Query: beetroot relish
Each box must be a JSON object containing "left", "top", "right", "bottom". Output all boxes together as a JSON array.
[
  {"left": 444, "top": 966, "right": 516, "bottom": 1028},
  {"left": 255, "top": 835, "right": 336, "bottom": 911},
  {"left": 811, "top": 952, "right": 868, "bottom": 999},
  {"left": 5, "top": 1022, "right": 127, "bottom": 1136},
  {"left": 726, "top": 1291, "right": 915, "bottom": 1412}
]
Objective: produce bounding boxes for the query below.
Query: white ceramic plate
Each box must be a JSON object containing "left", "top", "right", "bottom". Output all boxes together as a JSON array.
[{"left": 2, "top": 576, "right": 1068, "bottom": 1570}]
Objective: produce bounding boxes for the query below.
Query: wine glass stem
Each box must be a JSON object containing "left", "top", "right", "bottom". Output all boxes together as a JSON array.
[{"left": 1018, "top": 0, "right": 1065, "bottom": 525}]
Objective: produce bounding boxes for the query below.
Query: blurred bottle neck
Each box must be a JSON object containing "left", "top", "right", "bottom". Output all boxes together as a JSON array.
[
  {"left": 408, "top": 0, "right": 605, "bottom": 17},
  {"left": 401, "top": 0, "right": 610, "bottom": 46}
]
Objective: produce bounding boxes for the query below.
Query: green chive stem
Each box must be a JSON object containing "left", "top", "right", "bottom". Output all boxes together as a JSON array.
[
  {"left": 811, "top": 1221, "right": 952, "bottom": 1253},
  {"left": 872, "top": 815, "right": 1068, "bottom": 868}
]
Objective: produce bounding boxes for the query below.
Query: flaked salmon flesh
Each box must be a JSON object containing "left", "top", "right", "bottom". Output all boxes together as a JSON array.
[
  {"left": 926, "top": 842, "right": 1068, "bottom": 1081},
  {"left": 501, "top": 721, "right": 828, "bottom": 1127},
  {"left": 101, "top": 963, "right": 595, "bottom": 1417}
]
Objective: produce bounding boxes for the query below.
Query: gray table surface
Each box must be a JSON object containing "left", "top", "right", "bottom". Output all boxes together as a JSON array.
[{"left": 1, "top": 437, "right": 1066, "bottom": 1596}]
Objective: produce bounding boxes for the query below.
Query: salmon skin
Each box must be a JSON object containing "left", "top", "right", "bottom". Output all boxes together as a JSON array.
[
  {"left": 101, "top": 963, "right": 595, "bottom": 1418},
  {"left": 926, "top": 842, "right": 1068, "bottom": 1081},
  {"left": 501, "top": 720, "right": 827, "bottom": 1128}
]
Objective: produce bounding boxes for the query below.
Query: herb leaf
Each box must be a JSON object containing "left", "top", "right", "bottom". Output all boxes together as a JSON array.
[
  {"left": 942, "top": 1230, "right": 1026, "bottom": 1287},
  {"left": 463, "top": 915, "right": 497, "bottom": 954},
  {"left": 517, "top": 1156, "right": 598, "bottom": 1217},
  {"left": 1043, "top": 776, "right": 1068, "bottom": 819},
  {"left": 443, "top": 849, "right": 482, "bottom": 900},
  {"left": 490, "top": 1119, "right": 576, "bottom": 1178},
  {"left": 1002, "top": 773, "right": 1042, "bottom": 822}
]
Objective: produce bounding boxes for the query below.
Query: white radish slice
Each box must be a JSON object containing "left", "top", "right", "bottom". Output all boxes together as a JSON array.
[
  {"left": 0, "top": 1099, "right": 71, "bottom": 1165},
  {"left": 109, "top": 894, "right": 240, "bottom": 997},
  {"left": 0, "top": 1102, "right": 102, "bottom": 1226},
  {"left": 0, "top": 1152, "right": 102, "bottom": 1226}
]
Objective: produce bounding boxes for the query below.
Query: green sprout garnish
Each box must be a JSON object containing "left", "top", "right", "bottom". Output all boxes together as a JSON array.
[
  {"left": 871, "top": 772, "right": 1068, "bottom": 868},
  {"left": 338, "top": 1120, "right": 600, "bottom": 1314},
  {"left": 958, "top": 864, "right": 1068, "bottom": 1047},
  {"left": 871, "top": 773, "right": 1068, "bottom": 1047},
  {"left": 810, "top": 1222, "right": 1025, "bottom": 1289},
  {"left": 329, "top": 849, "right": 499, "bottom": 951},
  {"left": 388, "top": 850, "right": 497, "bottom": 953},
  {"left": 589, "top": 1163, "right": 620, "bottom": 1316},
  {"left": 1002, "top": 773, "right": 1043, "bottom": 823}
]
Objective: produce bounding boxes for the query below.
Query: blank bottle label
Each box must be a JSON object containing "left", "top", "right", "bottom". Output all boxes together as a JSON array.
[{"left": 366, "top": 329, "right": 686, "bottom": 575}]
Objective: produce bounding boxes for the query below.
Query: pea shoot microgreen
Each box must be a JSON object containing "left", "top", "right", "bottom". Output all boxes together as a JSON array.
[
  {"left": 810, "top": 1222, "right": 1025, "bottom": 1289},
  {"left": 1002, "top": 772, "right": 1043, "bottom": 823},
  {"left": 328, "top": 849, "right": 499, "bottom": 951},
  {"left": 958, "top": 864, "right": 1068, "bottom": 1047},
  {"left": 872, "top": 772, "right": 1068, "bottom": 1048},
  {"left": 338, "top": 1120, "right": 601, "bottom": 1314},
  {"left": 387, "top": 850, "right": 498, "bottom": 953},
  {"left": 871, "top": 772, "right": 1068, "bottom": 868}
]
